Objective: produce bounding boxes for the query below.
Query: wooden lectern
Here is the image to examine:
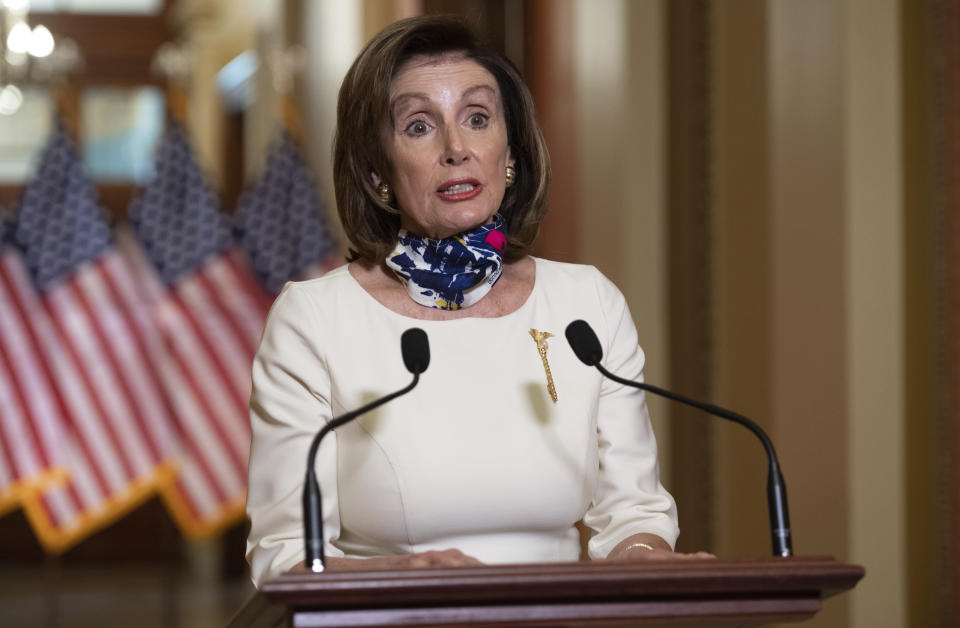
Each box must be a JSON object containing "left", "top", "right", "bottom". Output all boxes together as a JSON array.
[{"left": 229, "top": 556, "right": 863, "bottom": 627}]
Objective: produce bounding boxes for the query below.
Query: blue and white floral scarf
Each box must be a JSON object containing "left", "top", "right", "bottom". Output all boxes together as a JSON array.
[{"left": 385, "top": 214, "right": 507, "bottom": 310}]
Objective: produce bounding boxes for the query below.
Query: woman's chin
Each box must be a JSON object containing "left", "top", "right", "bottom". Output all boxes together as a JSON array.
[{"left": 404, "top": 210, "right": 497, "bottom": 240}]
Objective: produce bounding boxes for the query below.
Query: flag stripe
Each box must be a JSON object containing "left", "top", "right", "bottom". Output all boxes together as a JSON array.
[
  {"left": 43, "top": 288, "right": 128, "bottom": 496},
  {"left": 194, "top": 267, "right": 257, "bottom": 358},
  {"left": 54, "top": 281, "right": 149, "bottom": 480},
  {"left": 159, "top": 357, "right": 232, "bottom": 507},
  {"left": 14, "top": 319, "right": 98, "bottom": 518},
  {"left": 66, "top": 275, "right": 158, "bottom": 476},
  {"left": 0, "top": 363, "right": 38, "bottom": 483},
  {"left": 168, "top": 289, "right": 247, "bottom": 418},
  {"left": 58, "top": 439, "right": 99, "bottom": 515},
  {"left": 0, "top": 332, "right": 41, "bottom": 483},
  {"left": 11, "top": 122, "right": 187, "bottom": 551},
  {"left": 0, "top": 414, "right": 21, "bottom": 492},
  {"left": 0, "top": 290, "right": 50, "bottom": 482},
  {"left": 170, "top": 473, "right": 202, "bottom": 521},
  {"left": 211, "top": 251, "right": 272, "bottom": 346},
  {"left": 116, "top": 229, "right": 246, "bottom": 532},
  {"left": 83, "top": 256, "right": 175, "bottom": 464},
  {"left": 0, "top": 432, "right": 12, "bottom": 483},
  {"left": 98, "top": 254, "right": 178, "bottom": 457},
  {"left": 225, "top": 248, "right": 276, "bottom": 315},
  {"left": 118, "top": 121, "right": 267, "bottom": 538},
  {"left": 159, "top": 312, "right": 246, "bottom": 449},
  {"left": 177, "top": 276, "right": 253, "bottom": 399},
  {"left": 0, "top": 292, "right": 80, "bottom": 525},
  {"left": 38, "top": 484, "right": 74, "bottom": 532},
  {"left": 0, "top": 257, "right": 61, "bottom": 471},
  {"left": 39, "top": 490, "right": 65, "bottom": 530},
  {"left": 160, "top": 301, "right": 248, "bottom": 475},
  {"left": 163, "top": 324, "right": 247, "bottom": 485}
]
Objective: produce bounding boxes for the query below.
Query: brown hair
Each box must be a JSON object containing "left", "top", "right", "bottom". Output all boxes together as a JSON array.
[{"left": 333, "top": 15, "right": 551, "bottom": 262}]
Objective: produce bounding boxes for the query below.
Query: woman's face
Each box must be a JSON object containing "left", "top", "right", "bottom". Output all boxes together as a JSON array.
[{"left": 382, "top": 53, "right": 514, "bottom": 240}]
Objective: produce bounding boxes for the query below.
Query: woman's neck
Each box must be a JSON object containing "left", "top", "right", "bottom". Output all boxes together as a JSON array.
[{"left": 349, "top": 255, "right": 535, "bottom": 321}]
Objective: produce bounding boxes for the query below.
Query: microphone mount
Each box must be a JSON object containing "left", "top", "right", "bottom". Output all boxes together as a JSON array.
[
  {"left": 565, "top": 319, "right": 792, "bottom": 558},
  {"left": 303, "top": 328, "right": 429, "bottom": 573}
]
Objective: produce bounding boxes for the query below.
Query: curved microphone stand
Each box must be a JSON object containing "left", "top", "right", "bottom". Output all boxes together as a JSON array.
[
  {"left": 303, "top": 328, "right": 429, "bottom": 572},
  {"left": 565, "top": 319, "right": 792, "bottom": 557}
]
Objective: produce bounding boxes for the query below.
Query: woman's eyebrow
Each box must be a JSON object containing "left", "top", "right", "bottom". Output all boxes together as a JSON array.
[
  {"left": 390, "top": 84, "right": 499, "bottom": 121},
  {"left": 391, "top": 93, "right": 431, "bottom": 119},
  {"left": 461, "top": 84, "right": 498, "bottom": 102}
]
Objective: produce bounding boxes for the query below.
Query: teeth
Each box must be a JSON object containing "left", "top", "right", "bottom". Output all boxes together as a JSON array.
[{"left": 442, "top": 183, "right": 476, "bottom": 194}]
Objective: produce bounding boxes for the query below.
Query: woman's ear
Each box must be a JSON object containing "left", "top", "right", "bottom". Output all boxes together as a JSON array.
[{"left": 371, "top": 172, "right": 383, "bottom": 186}]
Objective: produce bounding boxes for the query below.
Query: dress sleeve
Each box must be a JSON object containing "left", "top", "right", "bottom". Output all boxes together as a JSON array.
[
  {"left": 582, "top": 270, "right": 679, "bottom": 558},
  {"left": 245, "top": 283, "right": 343, "bottom": 587}
]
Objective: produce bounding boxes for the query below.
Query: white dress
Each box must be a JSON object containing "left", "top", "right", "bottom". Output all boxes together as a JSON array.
[{"left": 245, "top": 258, "right": 678, "bottom": 586}]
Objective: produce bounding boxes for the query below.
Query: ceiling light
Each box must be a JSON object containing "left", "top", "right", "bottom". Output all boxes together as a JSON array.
[
  {"left": 3, "top": 0, "right": 31, "bottom": 12},
  {"left": 6, "top": 21, "right": 31, "bottom": 54},
  {"left": 5, "top": 48, "right": 27, "bottom": 66},
  {"left": 0, "top": 84, "right": 24, "bottom": 116},
  {"left": 29, "top": 24, "right": 55, "bottom": 58}
]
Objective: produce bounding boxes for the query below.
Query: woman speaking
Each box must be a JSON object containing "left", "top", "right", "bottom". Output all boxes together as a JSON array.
[{"left": 246, "top": 16, "right": 701, "bottom": 586}]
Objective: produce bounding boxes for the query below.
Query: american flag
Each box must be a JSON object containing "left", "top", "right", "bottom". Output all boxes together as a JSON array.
[
  {"left": 12, "top": 123, "right": 177, "bottom": 552},
  {"left": 126, "top": 120, "right": 270, "bottom": 537},
  {"left": 0, "top": 217, "right": 68, "bottom": 521},
  {"left": 235, "top": 129, "right": 340, "bottom": 294}
]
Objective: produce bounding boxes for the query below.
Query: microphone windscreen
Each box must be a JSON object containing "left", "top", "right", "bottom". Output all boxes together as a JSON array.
[
  {"left": 401, "top": 328, "right": 430, "bottom": 374},
  {"left": 565, "top": 320, "right": 603, "bottom": 366}
]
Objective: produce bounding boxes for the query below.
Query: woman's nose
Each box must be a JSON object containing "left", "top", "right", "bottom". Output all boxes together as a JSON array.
[{"left": 441, "top": 127, "right": 469, "bottom": 165}]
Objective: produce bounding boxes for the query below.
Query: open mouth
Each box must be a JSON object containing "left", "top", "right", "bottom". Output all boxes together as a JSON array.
[
  {"left": 441, "top": 183, "right": 477, "bottom": 194},
  {"left": 437, "top": 179, "right": 483, "bottom": 201}
]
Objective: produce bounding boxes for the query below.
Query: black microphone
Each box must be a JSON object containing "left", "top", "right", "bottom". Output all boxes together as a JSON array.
[
  {"left": 565, "top": 319, "right": 793, "bottom": 558},
  {"left": 303, "top": 328, "right": 430, "bottom": 573}
]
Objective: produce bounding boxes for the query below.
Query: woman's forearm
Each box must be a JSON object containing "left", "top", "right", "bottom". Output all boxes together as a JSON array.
[{"left": 287, "top": 549, "right": 484, "bottom": 573}]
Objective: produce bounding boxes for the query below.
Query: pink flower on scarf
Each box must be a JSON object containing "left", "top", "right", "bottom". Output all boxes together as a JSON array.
[{"left": 484, "top": 229, "right": 506, "bottom": 251}]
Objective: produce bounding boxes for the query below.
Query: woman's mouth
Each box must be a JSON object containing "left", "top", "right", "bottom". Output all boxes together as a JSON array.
[{"left": 437, "top": 179, "right": 483, "bottom": 201}]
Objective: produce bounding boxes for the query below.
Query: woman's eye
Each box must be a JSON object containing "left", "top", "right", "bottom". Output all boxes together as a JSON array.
[
  {"left": 468, "top": 113, "right": 489, "bottom": 128},
  {"left": 405, "top": 120, "right": 431, "bottom": 136}
]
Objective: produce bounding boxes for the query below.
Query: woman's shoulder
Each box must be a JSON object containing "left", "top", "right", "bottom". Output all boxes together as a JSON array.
[
  {"left": 532, "top": 256, "right": 599, "bottom": 277},
  {"left": 530, "top": 258, "right": 629, "bottom": 329},
  {"left": 275, "top": 264, "right": 354, "bottom": 300},
  {"left": 533, "top": 257, "right": 619, "bottom": 296},
  {"left": 267, "top": 263, "right": 359, "bottom": 318},
  {"left": 286, "top": 263, "right": 352, "bottom": 290}
]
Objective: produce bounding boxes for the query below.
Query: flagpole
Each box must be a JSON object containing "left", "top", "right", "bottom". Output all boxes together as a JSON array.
[
  {"left": 281, "top": 94, "right": 304, "bottom": 144},
  {"left": 166, "top": 84, "right": 190, "bottom": 127},
  {"left": 53, "top": 83, "right": 80, "bottom": 143}
]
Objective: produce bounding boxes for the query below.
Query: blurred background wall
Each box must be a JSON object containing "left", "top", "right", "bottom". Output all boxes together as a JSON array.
[{"left": 0, "top": 1, "right": 955, "bottom": 627}]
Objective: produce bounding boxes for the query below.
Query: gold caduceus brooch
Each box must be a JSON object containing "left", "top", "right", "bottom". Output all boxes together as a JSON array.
[{"left": 529, "top": 328, "right": 558, "bottom": 403}]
